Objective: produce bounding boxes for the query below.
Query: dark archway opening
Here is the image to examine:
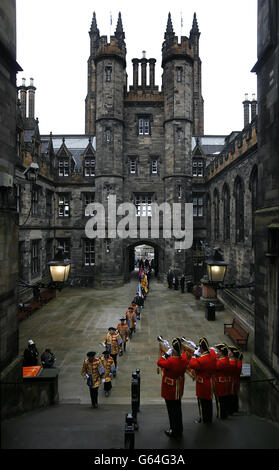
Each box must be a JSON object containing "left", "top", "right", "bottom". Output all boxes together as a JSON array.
[{"left": 126, "top": 241, "right": 160, "bottom": 279}]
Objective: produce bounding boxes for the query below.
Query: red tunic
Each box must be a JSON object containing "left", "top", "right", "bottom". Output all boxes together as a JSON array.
[
  {"left": 189, "top": 349, "right": 216, "bottom": 400},
  {"left": 157, "top": 353, "right": 189, "bottom": 400},
  {"left": 235, "top": 358, "right": 242, "bottom": 393},
  {"left": 227, "top": 357, "right": 238, "bottom": 394},
  {"left": 214, "top": 355, "right": 229, "bottom": 397}
]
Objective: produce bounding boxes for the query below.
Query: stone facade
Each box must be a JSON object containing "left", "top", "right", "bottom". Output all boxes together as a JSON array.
[{"left": 0, "top": 0, "right": 22, "bottom": 371}]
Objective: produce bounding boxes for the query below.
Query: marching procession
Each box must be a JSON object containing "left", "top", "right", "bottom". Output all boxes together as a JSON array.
[
  {"left": 80, "top": 261, "right": 244, "bottom": 441},
  {"left": 80, "top": 262, "right": 150, "bottom": 409}
]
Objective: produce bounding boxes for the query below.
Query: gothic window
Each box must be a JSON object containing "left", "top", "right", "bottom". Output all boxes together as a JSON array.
[
  {"left": 193, "top": 159, "right": 204, "bottom": 177},
  {"left": 213, "top": 188, "right": 220, "bottom": 240},
  {"left": 134, "top": 194, "right": 153, "bottom": 217},
  {"left": 58, "top": 194, "right": 70, "bottom": 217},
  {"left": 57, "top": 239, "right": 71, "bottom": 258},
  {"left": 177, "top": 67, "right": 183, "bottom": 82},
  {"left": 177, "top": 185, "right": 183, "bottom": 200},
  {"left": 84, "top": 156, "right": 95, "bottom": 177},
  {"left": 129, "top": 159, "right": 137, "bottom": 175},
  {"left": 177, "top": 128, "right": 183, "bottom": 142},
  {"left": 193, "top": 195, "right": 203, "bottom": 217},
  {"left": 84, "top": 240, "right": 95, "bottom": 266},
  {"left": 222, "top": 183, "right": 230, "bottom": 241},
  {"left": 84, "top": 193, "right": 95, "bottom": 217},
  {"left": 105, "top": 128, "right": 111, "bottom": 143},
  {"left": 234, "top": 176, "right": 244, "bottom": 243},
  {"left": 151, "top": 159, "right": 158, "bottom": 174},
  {"left": 31, "top": 185, "right": 40, "bottom": 216},
  {"left": 105, "top": 66, "right": 112, "bottom": 82},
  {"left": 46, "top": 190, "right": 53, "bottom": 216},
  {"left": 31, "top": 239, "right": 40, "bottom": 276},
  {"left": 250, "top": 166, "right": 258, "bottom": 247},
  {"left": 138, "top": 117, "right": 150, "bottom": 136},
  {"left": 58, "top": 157, "right": 69, "bottom": 176}
]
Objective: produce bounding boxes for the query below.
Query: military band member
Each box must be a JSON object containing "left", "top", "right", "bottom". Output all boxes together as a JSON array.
[
  {"left": 100, "top": 350, "right": 115, "bottom": 397},
  {"left": 125, "top": 306, "right": 137, "bottom": 338},
  {"left": 214, "top": 344, "right": 230, "bottom": 419},
  {"left": 102, "top": 327, "right": 123, "bottom": 373},
  {"left": 117, "top": 318, "right": 129, "bottom": 352},
  {"left": 227, "top": 346, "right": 242, "bottom": 414},
  {"left": 188, "top": 337, "right": 216, "bottom": 423},
  {"left": 157, "top": 338, "right": 190, "bottom": 438},
  {"left": 81, "top": 351, "right": 105, "bottom": 408}
]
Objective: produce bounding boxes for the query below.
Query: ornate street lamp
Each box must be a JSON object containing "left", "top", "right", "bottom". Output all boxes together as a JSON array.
[
  {"left": 205, "top": 247, "right": 228, "bottom": 285},
  {"left": 48, "top": 246, "right": 71, "bottom": 286}
]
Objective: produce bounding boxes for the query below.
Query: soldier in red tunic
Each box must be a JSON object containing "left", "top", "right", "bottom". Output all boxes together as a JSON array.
[
  {"left": 214, "top": 343, "right": 230, "bottom": 419},
  {"left": 157, "top": 337, "right": 190, "bottom": 438},
  {"left": 188, "top": 337, "right": 216, "bottom": 423},
  {"left": 227, "top": 346, "right": 242, "bottom": 414}
]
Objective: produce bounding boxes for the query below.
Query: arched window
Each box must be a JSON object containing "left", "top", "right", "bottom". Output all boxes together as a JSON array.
[
  {"left": 222, "top": 183, "right": 230, "bottom": 241},
  {"left": 249, "top": 165, "right": 258, "bottom": 247},
  {"left": 213, "top": 188, "right": 220, "bottom": 241},
  {"left": 234, "top": 176, "right": 244, "bottom": 243}
]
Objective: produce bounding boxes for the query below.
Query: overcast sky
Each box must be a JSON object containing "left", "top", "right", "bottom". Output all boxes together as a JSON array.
[{"left": 16, "top": 0, "right": 257, "bottom": 137}]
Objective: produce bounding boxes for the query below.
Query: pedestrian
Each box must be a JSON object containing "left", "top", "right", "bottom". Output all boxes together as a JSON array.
[
  {"left": 81, "top": 351, "right": 105, "bottom": 408},
  {"left": 214, "top": 343, "right": 229, "bottom": 419},
  {"left": 125, "top": 306, "right": 137, "bottom": 338},
  {"left": 100, "top": 350, "right": 115, "bottom": 397},
  {"left": 117, "top": 318, "right": 129, "bottom": 352},
  {"left": 102, "top": 327, "right": 123, "bottom": 373},
  {"left": 188, "top": 337, "right": 216, "bottom": 423},
  {"left": 180, "top": 274, "right": 185, "bottom": 293},
  {"left": 23, "top": 339, "right": 39, "bottom": 367},
  {"left": 41, "top": 348, "right": 56, "bottom": 368},
  {"left": 133, "top": 292, "right": 144, "bottom": 318},
  {"left": 157, "top": 337, "right": 190, "bottom": 439},
  {"left": 167, "top": 268, "right": 173, "bottom": 288}
]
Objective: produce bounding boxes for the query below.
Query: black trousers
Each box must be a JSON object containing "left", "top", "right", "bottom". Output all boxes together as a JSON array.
[
  {"left": 198, "top": 398, "right": 213, "bottom": 423},
  {"left": 215, "top": 395, "right": 228, "bottom": 419},
  {"left": 89, "top": 386, "right": 99, "bottom": 406},
  {"left": 165, "top": 399, "right": 183, "bottom": 436},
  {"left": 111, "top": 353, "right": 118, "bottom": 368}
]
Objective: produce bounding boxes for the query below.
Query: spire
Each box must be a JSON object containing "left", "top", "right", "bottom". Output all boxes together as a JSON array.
[
  {"left": 190, "top": 12, "right": 200, "bottom": 37},
  {"left": 164, "top": 12, "right": 175, "bottom": 42},
  {"left": 90, "top": 11, "right": 99, "bottom": 36},
  {"left": 115, "top": 12, "right": 125, "bottom": 44}
]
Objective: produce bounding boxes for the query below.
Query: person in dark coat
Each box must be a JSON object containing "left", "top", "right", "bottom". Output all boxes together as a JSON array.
[
  {"left": 23, "top": 339, "right": 39, "bottom": 366},
  {"left": 180, "top": 274, "right": 185, "bottom": 293},
  {"left": 167, "top": 268, "right": 173, "bottom": 288}
]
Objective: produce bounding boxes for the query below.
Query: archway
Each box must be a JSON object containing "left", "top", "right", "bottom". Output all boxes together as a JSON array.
[{"left": 124, "top": 239, "right": 163, "bottom": 282}]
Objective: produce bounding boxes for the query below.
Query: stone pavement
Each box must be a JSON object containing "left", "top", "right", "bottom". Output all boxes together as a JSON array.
[{"left": 2, "top": 274, "right": 279, "bottom": 450}]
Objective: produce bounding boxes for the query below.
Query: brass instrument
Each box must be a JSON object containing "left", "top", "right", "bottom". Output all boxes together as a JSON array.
[
  {"left": 157, "top": 336, "right": 171, "bottom": 374},
  {"left": 180, "top": 337, "right": 199, "bottom": 380}
]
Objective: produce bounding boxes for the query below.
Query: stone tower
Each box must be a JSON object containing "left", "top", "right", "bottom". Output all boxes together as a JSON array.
[
  {"left": 84, "top": 11, "right": 199, "bottom": 285},
  {"left": 161, "top": 13, "right": 194, "bottom": 275}
]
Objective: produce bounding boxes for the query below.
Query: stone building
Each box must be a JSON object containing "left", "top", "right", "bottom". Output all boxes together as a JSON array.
[{"left": 16, "top": 11, "right": 260, "bottom": 322}]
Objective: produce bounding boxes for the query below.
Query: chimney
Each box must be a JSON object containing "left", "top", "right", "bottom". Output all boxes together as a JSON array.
[
  {"left": 243, "top": 93, "right": 250, "bottom": 127},
  {"left": 149, "top": 58, "right": 156, "bottom": 89},
  {"left": 141, "top": 51, "right": 147, "bottom": 89},
  {"left": 19, "top": 77, "right": 27, "bottom": 119},
  {"left": 27, "top": 77, "right": 36, "bottom": 119},
  {"left": 132, "top": 58, "right": 139, "bottom": 89},
  {"left": 251, "top": 94, "right": 258, "bottom": 120}
]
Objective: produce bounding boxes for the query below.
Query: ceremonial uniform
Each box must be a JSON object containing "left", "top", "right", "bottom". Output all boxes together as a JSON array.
[
  {"left": 188, "top": 337, "right": 216, "bottom": 423},
  {"left": 103, "top": 328, "right": 122, "bottom": 370},
  {"left": 117, "top": 319, "right": 129, "bottom": 351},
  {"left": 100, "top": 352, "right": 115, "bottom": 396},
  {"left": 214, "top": 344, "right": 230, "bottom": 419},
  {"left": 81, "top": 352, "right": 104, "bottom": 408},
  {"left": 227, "top": 346, "right": 242, "bottom": 414},
  {"left": 125, "top": 307, "right": 137, "bottom": 338},
  {"left": 157, "top": 338, "right": 189, "bottom": 438}
]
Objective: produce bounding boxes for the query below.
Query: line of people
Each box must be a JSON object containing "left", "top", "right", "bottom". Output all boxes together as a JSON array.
[
  {"left": 167, "top": 268, "right": 186, "bottom": 293},
  {"left": 157, "top": 336, "right": 243, "bottom": 439},
  {"left": 81, "top": 271, "right": 150, "bottom": 409}
]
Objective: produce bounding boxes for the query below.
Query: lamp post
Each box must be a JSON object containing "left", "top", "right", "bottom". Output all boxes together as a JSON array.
[
  {"left": 200, "top": 247, "right": 228, "bottom": 313},
  {"left": 48, "top": 246, "right": 71, "bottom": 289}
]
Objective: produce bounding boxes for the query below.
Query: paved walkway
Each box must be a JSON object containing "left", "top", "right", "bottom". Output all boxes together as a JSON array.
[{"left": 2, "top": 274, "right": 279, "bottom": 450}]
